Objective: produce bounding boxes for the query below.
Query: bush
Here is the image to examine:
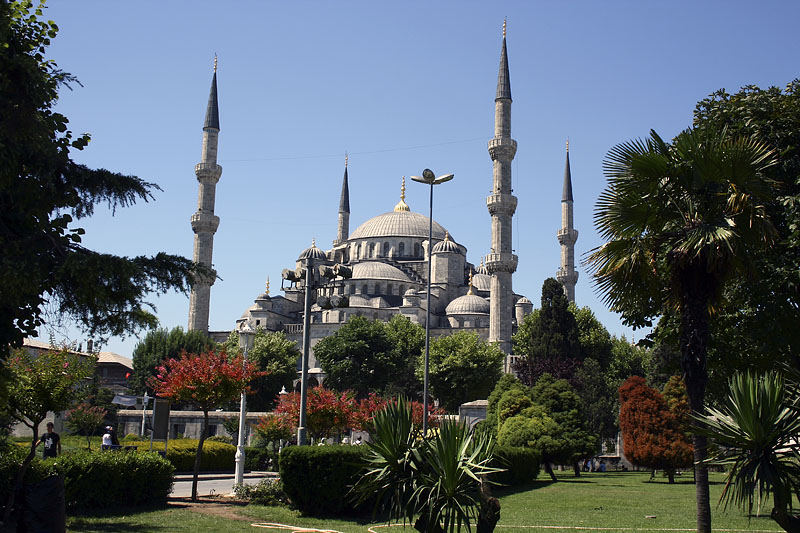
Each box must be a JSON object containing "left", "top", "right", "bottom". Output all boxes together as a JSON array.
[
  {"left": 47, "top": 450, "right": 174, "bottom": 510},
  {"left": 279, "top": 445, "right": 368, "bottom": 516},
  {"left": 234, "top": 478, "right": 287, "bottom": 506},
  {"left": 122, "top": 439, "right": 235, "bottom": 472},
  {"left": 0, "top": 441, "right": 52, "bottom": 512},
  {"left": 207, "top": 435, "right": 233, "bottom": 445},
  {"left": 245, "top": 446, "right": 278, "bottom": 471},
  {"left": 490, "top": 446, "right": 540, "bottom": 486}
]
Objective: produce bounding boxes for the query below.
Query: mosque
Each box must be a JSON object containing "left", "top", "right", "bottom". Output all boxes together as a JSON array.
[{"left": 187, "top": 27, "right": 579, "bottom": 382}]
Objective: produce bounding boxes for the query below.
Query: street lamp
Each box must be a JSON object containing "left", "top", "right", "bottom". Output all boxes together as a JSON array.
[
  {"left": 410, "top": 168, "right": 454, "bottom": 436},
  {"left": 234, "top": 320, "right": 256, "bottom": 486}
]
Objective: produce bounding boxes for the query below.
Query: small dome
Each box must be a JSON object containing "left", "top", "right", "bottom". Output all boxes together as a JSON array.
[
  {"left": 432, "top": 231, "right": 461, "bottom": 254},
  {"left": 352, "top": 261, "right": 411, "bottom": 282},
  {"left": 404, "top": 288, "right": 418, "bottom": 296},
  {"left": 515, "top": 296, "right": 532, "bottom": 306},
  {"left": 298, "top": 240, "right": 326, "bottom": 261},
  {"left": 445, "top": 294, "right": 490, "bottom": 315},
  {"left": 472, "top": 273, "right": 491, "bottom": 292},
  {"left": 476, "top": 259, "right": 489, "bottom": 275}
]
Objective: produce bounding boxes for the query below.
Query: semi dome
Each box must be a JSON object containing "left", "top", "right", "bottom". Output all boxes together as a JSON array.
[
  {"left": 298, "top": 241, "right": 326, "bottom": 261},
  {"left": 350, "top": 210, "right": 449, "bottom": 240},
  {"left": 352, "top": 261, "right": 410, "bottom": 282},
  {"left": 472, "top": 273, "right": 491, "bottom": 292},
  {"left": 445, "top": 294, "right": 490, "bottom": 315}
]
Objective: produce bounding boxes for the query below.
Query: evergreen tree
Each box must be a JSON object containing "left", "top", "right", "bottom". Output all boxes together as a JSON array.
[{"left": 130, "top": 327, "right": 215, "bottom": 394}]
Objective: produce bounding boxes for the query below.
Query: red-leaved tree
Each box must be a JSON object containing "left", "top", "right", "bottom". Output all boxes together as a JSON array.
[
  {"left": 65, "top": 403, "right": 108, "bottom": 450},
  {"left": 618, "top": 376, "right": 693, "bottom": 483},
  {"left": 149, "top": 349, "right": 263, "bottom": 500}
]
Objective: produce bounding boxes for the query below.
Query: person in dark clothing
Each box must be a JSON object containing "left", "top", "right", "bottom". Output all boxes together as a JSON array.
[{"left": 37, "top": 422, "right": 61, "bottom": 458}]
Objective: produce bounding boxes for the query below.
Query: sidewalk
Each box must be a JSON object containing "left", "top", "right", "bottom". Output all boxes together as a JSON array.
[{"left": 173, "top": 471, "right": 278, "bottom": 482}]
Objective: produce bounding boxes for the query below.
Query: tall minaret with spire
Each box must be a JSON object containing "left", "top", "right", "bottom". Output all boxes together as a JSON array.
[
  {"left": 486, "top": 20, "right": 518, "bottom": 355},
  {"left": 556, "top": 140, "right": 579, "bottom": 303},
  {"left": 188, "top": 58, "right": 222, "bottom": 333},
  {"left": 334, "top": 155, "right": 350, "bottom": 245}
]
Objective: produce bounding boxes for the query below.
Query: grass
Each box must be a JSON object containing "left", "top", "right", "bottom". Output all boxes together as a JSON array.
[{"left": 65, "top": 471, "right": 783, "bottom": 532}]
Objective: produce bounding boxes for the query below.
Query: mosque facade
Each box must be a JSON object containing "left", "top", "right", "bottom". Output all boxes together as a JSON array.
[{"left": 189, "top": 30, "right": 579, "bottom": 382}]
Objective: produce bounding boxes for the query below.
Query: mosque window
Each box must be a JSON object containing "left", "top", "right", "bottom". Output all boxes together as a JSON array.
[
  {"left": 414, "top": 242, "right": 421, "bottom": 257},
  {"left": 383, "top": 242, "right": 390, "bottom": 256},
  {"left": 362, "top": 284, "right": 368, "bottom": 295},
  {"left": 398, "top": 242, "right": 405, "bottom": 256}
]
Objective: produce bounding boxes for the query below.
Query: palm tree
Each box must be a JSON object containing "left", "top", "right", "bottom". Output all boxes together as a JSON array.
[
  {"left": 698, "top": 371, "right": 800, "bottom": 531},
  {"left": 587, "top": 128, "right": 777, "bottom": 533}
]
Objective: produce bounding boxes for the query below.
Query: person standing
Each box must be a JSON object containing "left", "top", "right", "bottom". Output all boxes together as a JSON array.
[{"left": 37, "top": 422, "right": 61, "bottom": 458}]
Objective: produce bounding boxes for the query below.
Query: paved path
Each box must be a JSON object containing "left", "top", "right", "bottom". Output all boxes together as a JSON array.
[{"left": 170, "top": 472, "right": 277, "bottom": 498}]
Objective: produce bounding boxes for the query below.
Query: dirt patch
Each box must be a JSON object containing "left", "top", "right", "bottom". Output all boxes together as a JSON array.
[{"left": 168, "top": 496, "right": 250, "bottom": 521}]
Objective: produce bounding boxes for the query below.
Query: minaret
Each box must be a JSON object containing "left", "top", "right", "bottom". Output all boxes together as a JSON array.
[
  {"left": 556, "top": 140, "right": 579, "bottom": 303},
  {"left": 188, "top": 58, "right": 222, "bottom": 333},
  {"left": 486, "top": 20, "right": 518, "bottom": 355},
  {"left": 334, "top": 155, "right": 350, "bottom": 245}
]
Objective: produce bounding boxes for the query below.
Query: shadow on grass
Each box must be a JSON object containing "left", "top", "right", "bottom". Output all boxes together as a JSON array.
[
  {"left": 68, "top": 502, "right": 170, "bottom": 518},
  {"left": 67, "top": 517, "right": 169, "bottom": 532}
]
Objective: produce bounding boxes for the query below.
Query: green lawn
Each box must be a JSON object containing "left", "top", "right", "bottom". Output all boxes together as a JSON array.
[{"left": 67, "top": 471, "right": 782, "bottom": 532}]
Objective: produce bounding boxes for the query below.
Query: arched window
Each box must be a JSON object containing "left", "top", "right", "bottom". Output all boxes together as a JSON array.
[
  {"left": 383, "top": 242, "right": 390, "bottom": 256},
  {"left": 362, "top": 284, "right": 368, "bottom": 295},
  {"left": 398, "top": 242, "right": 405, "bottom": 256},
  {"left": 414, "top": 242, "right": 421, "bottom": 257}
]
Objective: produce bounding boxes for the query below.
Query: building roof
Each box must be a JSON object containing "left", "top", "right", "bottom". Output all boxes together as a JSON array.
[
  {"left": 496, "top": 36, "right": 511, "bottom": 101},
  {"left": 472, "top": 273, "right": 491, "bottom": 292},
  {"left": 445, "top": 293, "right": 490, "bottom": 315},
  {"left": 352, "top": 261, "right": 411, "bottom": 282},
  {"left": 339, "top": 165, "right": 350, "bottom": 213},
  {"left": 562, "top": 146, "right": 573, "bottom": 202},
  {"left": 96, "top": 351, "right": 133, "bottom": 369},
  {"left": 350, "top": 210, "right": 448, "bottom": 240},
  {"left": 297, "top": 241, "right": 327, "bottom": 261},
  {"left": 431, "top": 232, "right": 461, "bottom": 254},
  {"left": 204, "top": 71, "right": 220, "bottom": 130}
]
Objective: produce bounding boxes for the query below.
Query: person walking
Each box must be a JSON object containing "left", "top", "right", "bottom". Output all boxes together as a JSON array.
[{"left": 37, "top": 422, "right": 61, "bottom": 458}]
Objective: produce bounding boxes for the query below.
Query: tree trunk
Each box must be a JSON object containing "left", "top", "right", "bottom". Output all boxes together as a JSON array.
[
  {"left": 2, "top": 421, "right": 40, "bottom": 526},
  {"left": 667, "top": 469, "right": 675, "bottom": 484},
  {"left": 573, "top": 461, "right": 581, "bottom": 477},
  {"left": 544, "top": 462, "right": 557, "bottom": 482},
  {"left": 679, "top": 269, "right": 713, "bottom": 533},
  {"left": 771, "top": 490, "right": 800, "bottom": 532},
  {"left": 191, "top": 410, "right": 209, "bottom": 501},
  {"left": 477, "top": 475, "right": 501, "bottom": 533}
]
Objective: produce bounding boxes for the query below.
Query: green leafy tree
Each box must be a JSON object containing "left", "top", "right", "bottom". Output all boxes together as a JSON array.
[
  {"left": 0, "top": 1, "right": 204, "bottom": 384},
  {"left": 315, "top": 316, "right": 396, "bottom": 398},
  {"left": 588, "top": 127, "right": 778, "bottom": 532},
  {"left": 699, "top": 371, "right": 800, "bottom": 532},
  {"left": 65, "top": 402, "right": 107, "bottom": 450},
  {"left": 574, "top": 358, "right": 617, "bottom": 445},
  {"left": 223, "top": 328, "right": 299, "bottom": 411},
  {"left": 484, "top": 374, "right": 528, "bottom": 432},
  {"left": 513, "top": 278, "right": 581, "bottom": 385},
  {"left": 497, "top": 404, "right": 562, "bottom": 481},
  {"left": 423, "top": 331, "right": 504, "bottom": 413},
  {"left": 130, "top": 326, "right": 215, "bottom": 394},
  {"left": 4, "top": 348, "right": 93, "bottom": 522},
  {"left": 383, "top": 315, "right": 425, "bottom": 399},
  {"left": 572, "top": 305, "right": 613, "bottom": 368}
]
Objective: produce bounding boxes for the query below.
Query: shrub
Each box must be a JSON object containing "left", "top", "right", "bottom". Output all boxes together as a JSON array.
[
  {"left": 122, "top": 439, "right": 235, "bottom": 472},
  {"left": 279, "top": 445, "right": 368, "bottom": 516},
  {"left": 234, "top": 478, "right": 287, "bottom": 506},
  {"left": 207, "top": 435, "right": 232, "bottom": 445},
  {"left": 245, "top": 446, "right": 278, "bottom": 471},
  {"left": 46, "top": 450, "right": 173, "bottom": 510},
  {"left": 490, "top": 446, "right": 540, "bottom": 486}
]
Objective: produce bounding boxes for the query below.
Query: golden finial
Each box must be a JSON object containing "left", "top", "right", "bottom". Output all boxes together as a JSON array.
[
  {"left": 213, "top": 54, "right": 218, "bottom": 73},
  {"left": 467, "top": 269, "right": 475, "bottom": 295},
  {"left": 345, "top": 152, "right": 348, "bottom": 168},
  {"left": 265, "top": 276, "right": 270, "bottom": 295},
  {"left": 566, "top": 138, "right": 569, "bottom": 152},
  {"left": 312, "top": 238, "right": 316, "bottom": 247},
  {"left": 394, "top": 176, "right": 410, "bottom": 212},
  {"left": 502, "top": 18, "right": 507, "bottom": 39},
  {"left": 444, "top": 230, "right": 451, "bottom": 241}
]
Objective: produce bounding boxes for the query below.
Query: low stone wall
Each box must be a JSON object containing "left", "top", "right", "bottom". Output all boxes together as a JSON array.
[{"left": 116, "top": 409, "right": 270, "bottom": 445}]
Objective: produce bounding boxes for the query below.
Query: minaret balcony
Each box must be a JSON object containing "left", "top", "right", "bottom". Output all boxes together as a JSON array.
[
  {"left": 557, "top": 228, "right": 579, "bottom": 245},
  {"left": 556, "top": 268, "right": 579, "bottom": 284},
  {"left": 484, "top": 252, "right": 518, "bottom": 274},
  {"left": 191, "top": 212, "right": 220, "bottom": 234},
  {"left": 195, "top": 162, "right": 222, "bottom": 182},
  {"left": 486, "top": 193, "right": 517, "bottom": 216},
  {"left": 488, "top": 138, "right": 517, "bottom": 161}
]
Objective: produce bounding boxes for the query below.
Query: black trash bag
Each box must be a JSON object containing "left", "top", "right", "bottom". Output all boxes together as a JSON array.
[{"left": 22, "top": 476, "right": 65, "bottom": 533}]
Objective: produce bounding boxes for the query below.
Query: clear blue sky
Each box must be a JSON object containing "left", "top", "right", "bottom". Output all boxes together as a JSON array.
[{"left": 41, "top": 1, "right": 799, "bottom": 356}]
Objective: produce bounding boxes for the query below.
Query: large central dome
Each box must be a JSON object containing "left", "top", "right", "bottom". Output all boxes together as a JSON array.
[{"left": 350, "top": 210, "right": 449, "bottom": 240}]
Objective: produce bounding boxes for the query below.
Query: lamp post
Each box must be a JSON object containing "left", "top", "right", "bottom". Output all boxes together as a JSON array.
[
  {"left": 297, "top": 257, "right": 314, "bottom": 446},
  {"left": 410, "top": 168, "right": 454, "bottom": 436},
  {"left": 234, "top": 320, "right": 256, "bottom": 486}
]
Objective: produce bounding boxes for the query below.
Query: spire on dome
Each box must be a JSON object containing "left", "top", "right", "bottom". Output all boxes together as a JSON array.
[
  {"left": 265, "top": 276, "right": 270, "bottom": 295},
  {"left": 562, "top": 140, "right": 573, "bottom": 202},
  {"left": 394, "top": 176, "right": 410, "bottom": 212},
  {"left": 467, "top": 270, "right": 475, "bottom": 295},
  {"left": 496, "top": 21, "right": 511, "bottom": 101},
  {"left": 204, "top": 56, "right": 220, "bottom": 130},
  {"left": 339, "top": 155, "right": 350, "bottom": 213}
]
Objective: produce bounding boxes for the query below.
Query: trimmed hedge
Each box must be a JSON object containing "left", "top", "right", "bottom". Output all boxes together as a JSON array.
[
  {"left": 122, "top": 439, "right": 236, "bottom": 472},
  {"left": 279, "top": 445, "right": 368, "bottom": 516},
  {"left": 48, "top": 450, "right": 174, "bottom": 510},
  {"left": 489, "top": 445, "right": 540, "bottom": 486},
  {"left": 244, "top": 446, "right": 278, "bottom": 471}
]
